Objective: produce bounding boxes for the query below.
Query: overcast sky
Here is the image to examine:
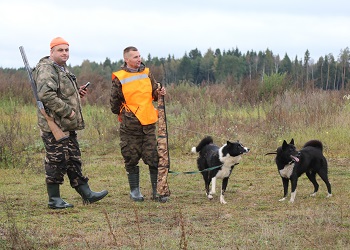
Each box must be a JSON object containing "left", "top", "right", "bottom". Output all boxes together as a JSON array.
[{"left": 1, "top": 0, "right": 349, "bottom": 69}]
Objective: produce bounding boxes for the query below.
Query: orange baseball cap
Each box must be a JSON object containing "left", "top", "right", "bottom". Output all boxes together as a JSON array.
[{"left": 50, "top": 37, "right": 69, "bottom": 49}]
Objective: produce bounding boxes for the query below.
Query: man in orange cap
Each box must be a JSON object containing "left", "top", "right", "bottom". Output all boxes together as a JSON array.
[{"left": 32, "top": 37, "right": 108, "bottom": 209}]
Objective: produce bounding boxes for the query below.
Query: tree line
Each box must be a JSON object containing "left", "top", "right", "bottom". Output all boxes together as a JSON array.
[
  {"left": 101, "top": 46, "right": 350, "bottom": 90},
  {"left": 1, "top": 46, "right": 349, "bottom": 99}
]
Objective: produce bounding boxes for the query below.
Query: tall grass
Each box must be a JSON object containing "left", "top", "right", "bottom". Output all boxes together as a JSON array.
[{"left": 0, "top": 83, "right": 349, "bottom": 249}]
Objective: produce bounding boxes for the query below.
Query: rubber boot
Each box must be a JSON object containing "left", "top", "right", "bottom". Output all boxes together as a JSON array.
[
  {"left": 150, "top": 171, "right": 158, "bottom": 200},
  {"left": 47, "top": 184, "right": 74, "bottom": 209},
  {"left": 150, "top": 169, "right": 169, "bottom": 203},
  {"left": 127, "top": 173, "right": 144, "bottom": 202},
  {"left": 75, "top": 183, "right": 108, "bottom": 204}
]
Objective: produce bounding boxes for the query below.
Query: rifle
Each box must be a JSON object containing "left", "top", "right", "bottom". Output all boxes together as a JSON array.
[{"left": 19, "top": 46, "right": 69, "bottom": 142}]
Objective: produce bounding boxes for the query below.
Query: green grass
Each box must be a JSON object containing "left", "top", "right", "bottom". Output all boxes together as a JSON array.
[{"left": 0, "top": 87, "right": 350, "bottom": 249}]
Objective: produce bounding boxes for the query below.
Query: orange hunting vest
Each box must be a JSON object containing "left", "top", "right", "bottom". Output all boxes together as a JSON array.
[{"left": 112, "top": 68, "right": 158, "bottom": 125}]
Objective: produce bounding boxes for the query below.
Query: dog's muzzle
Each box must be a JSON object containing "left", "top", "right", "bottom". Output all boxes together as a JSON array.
[{"left": 290, "top": 152, "right": 300, "bottom": 163}]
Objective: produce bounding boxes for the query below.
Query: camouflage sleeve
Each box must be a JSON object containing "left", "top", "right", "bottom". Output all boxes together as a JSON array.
[
  {"left": 110, "top": 78, "right": 124, "bottom": 115},
  {"left": 149, "top": 71, "right": 159, "bottom": 101},
  {"left": 35, "top": 64, "right": 72, "bottom": 118}
]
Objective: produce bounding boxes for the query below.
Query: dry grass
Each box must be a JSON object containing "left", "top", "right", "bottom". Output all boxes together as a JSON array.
[
  {"left": 0, "top": 85, "right": 350, "bottom": 249},
  {"left": 0, "top": 154, "right": 349, "bottom": 249}
]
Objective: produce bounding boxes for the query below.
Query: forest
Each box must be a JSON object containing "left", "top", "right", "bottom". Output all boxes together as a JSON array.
[{"left": 1, "top": 46, "right": 350, "bottom": 103}]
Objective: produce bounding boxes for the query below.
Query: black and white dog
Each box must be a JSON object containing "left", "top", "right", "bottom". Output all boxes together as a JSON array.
[
  {"left": 191, "top": 136, "right": 249, "bottom": 204},
  {"left": 268, "top": 139, "right": 332, "bottom": 203}
]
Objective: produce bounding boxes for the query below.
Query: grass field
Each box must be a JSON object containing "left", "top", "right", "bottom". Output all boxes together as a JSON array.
[{"left": 0, "top": 85, "right": 350, "bottom": 249}]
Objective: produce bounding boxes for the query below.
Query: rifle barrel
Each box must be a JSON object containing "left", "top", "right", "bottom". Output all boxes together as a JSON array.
[{"left": 19, "top": 46, "right": 41, "bottom": 103}]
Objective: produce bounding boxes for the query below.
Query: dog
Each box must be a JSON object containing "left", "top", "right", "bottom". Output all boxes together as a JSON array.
[
  {"left": 267, "top": 139, "right": 332, "bottom": 203},
  {"left": 191, "top": 136, "right": 249, "bottom": 204}
]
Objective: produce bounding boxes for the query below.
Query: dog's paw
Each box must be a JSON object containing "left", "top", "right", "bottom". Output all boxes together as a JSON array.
[
  {"left": 207, "top": 194, "right": 213, "bottom": 200},
  {"left": 310, "top": 192, "right": 317, "bottom": 197},
  {"left": 278, "top": 197, "right": 286, "bottom": 202},
  {"left": 326, "top": 193, "right": 332, "bottom": 198},
  {"left": 289, "top": 191, "right": 296, "bottom": 203},
  {"left": 219, "top": 195, "right": 227, "bottom": 204}
]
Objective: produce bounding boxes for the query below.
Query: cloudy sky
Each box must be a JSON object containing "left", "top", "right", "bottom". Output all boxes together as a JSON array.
[{"left": 1, "top": 0, "right": 349, "bottom": 69}]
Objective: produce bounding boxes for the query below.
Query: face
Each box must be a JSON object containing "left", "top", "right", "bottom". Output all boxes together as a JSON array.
[
  {"left": 124, "top": 50, "right": 141, "bottom": 69},
  {"left": 50, "top": 44, "right": 69, "bottom": 66}
]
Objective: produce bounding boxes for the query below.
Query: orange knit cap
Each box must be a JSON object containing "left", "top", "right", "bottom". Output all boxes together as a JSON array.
[{"left": 50, "top": 37, "right": 69, "bottom": 49}]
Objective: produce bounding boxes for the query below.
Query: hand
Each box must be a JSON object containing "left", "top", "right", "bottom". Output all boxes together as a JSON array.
[
  {"left": 69, "top": 110, "right": 75, "bottom": 118},
  {"left": 79, "top": 86, "right": 87, "bottom": 98},
  {"left": 158, "top": 87, "right": 166, "bottom": 96}
]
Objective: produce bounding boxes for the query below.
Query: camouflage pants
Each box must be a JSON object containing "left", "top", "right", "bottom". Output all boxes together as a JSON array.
[
  {"left": 41, "top": 131, "right": 89, "bottom": 187},
  {"left": 119, "top": 117, "right": 158, "bottom": 174}
]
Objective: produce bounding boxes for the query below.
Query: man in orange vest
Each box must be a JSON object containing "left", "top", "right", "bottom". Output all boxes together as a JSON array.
[{"left": 110, "top": 46, "right": 167, "bottom": 202}]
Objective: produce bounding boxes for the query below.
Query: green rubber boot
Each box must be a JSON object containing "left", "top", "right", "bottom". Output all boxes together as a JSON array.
[
  {"left": 75, "top": 183, "right": 108, "bottom": 204},
  {"left": 47, "top": 184, "right": 74, "bottom": 209},
  {"left": 150, "top": 170, "right": 158, "bottom": 200},
  {"left": 127, "top": 173, "right": 144, "bottom": 202}
]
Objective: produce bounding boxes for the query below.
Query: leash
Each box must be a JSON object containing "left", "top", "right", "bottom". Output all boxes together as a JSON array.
[
  {"left": 168, "top": 163, "right": 239, "bottom": 176},
  {"left": 169, "top": 165, "right": 222, "bottom": 175}
]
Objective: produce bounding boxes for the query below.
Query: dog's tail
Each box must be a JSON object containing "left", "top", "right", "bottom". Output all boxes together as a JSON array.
[
  {"left": 303, "top": 140, "right": 323, "bottom": 151},
  {"left": 191, "top": 136, "right": 213, "bottom": 153}
]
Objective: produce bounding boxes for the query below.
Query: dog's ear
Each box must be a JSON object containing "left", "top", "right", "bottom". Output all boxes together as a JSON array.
[
  {"left": 282, "top": 140, "right": 288, "bottom": 150},
  {"left": 290, "top": 138, "right": 294, "bottom": 145}
]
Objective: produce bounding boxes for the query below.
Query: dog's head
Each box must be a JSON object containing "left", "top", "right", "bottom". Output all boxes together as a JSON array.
[
  {"left": 277, "top": 139, "right": 300, "bottom": 164},
  {"left": 222, "top": 141, "right": 250, "bottom": 157}
]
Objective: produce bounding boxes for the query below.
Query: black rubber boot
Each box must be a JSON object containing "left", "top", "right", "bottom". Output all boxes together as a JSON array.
[
  {"left": 75, "top": 183, "right": 108, "bottom": 204},
  {"left": 47, "top": 184, "right": 74, "bottom": 209},
  {"left": 127, "top": 173, "right": 144, "bottom": 202},
  {"left": 150, "top": 171, "right": 158, "bottom": 200},
  {"left": 150, "top": 169, "right": 169, "bottom": 203}
]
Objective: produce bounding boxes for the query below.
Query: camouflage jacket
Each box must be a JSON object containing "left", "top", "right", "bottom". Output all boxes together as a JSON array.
[
  {"left": 110, "top": 62, "right": 159, "bottom": 125},
  {"left": 32, "top": 56, "right": 85, "bottom": 133}
]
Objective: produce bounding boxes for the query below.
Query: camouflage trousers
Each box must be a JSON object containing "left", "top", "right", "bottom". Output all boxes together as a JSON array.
[
  {"left": 41, "top": 131, "right": 89, "bottom": 187},
  {"left": 119, "top": 120, "right": 158, "bottom": 174}
]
